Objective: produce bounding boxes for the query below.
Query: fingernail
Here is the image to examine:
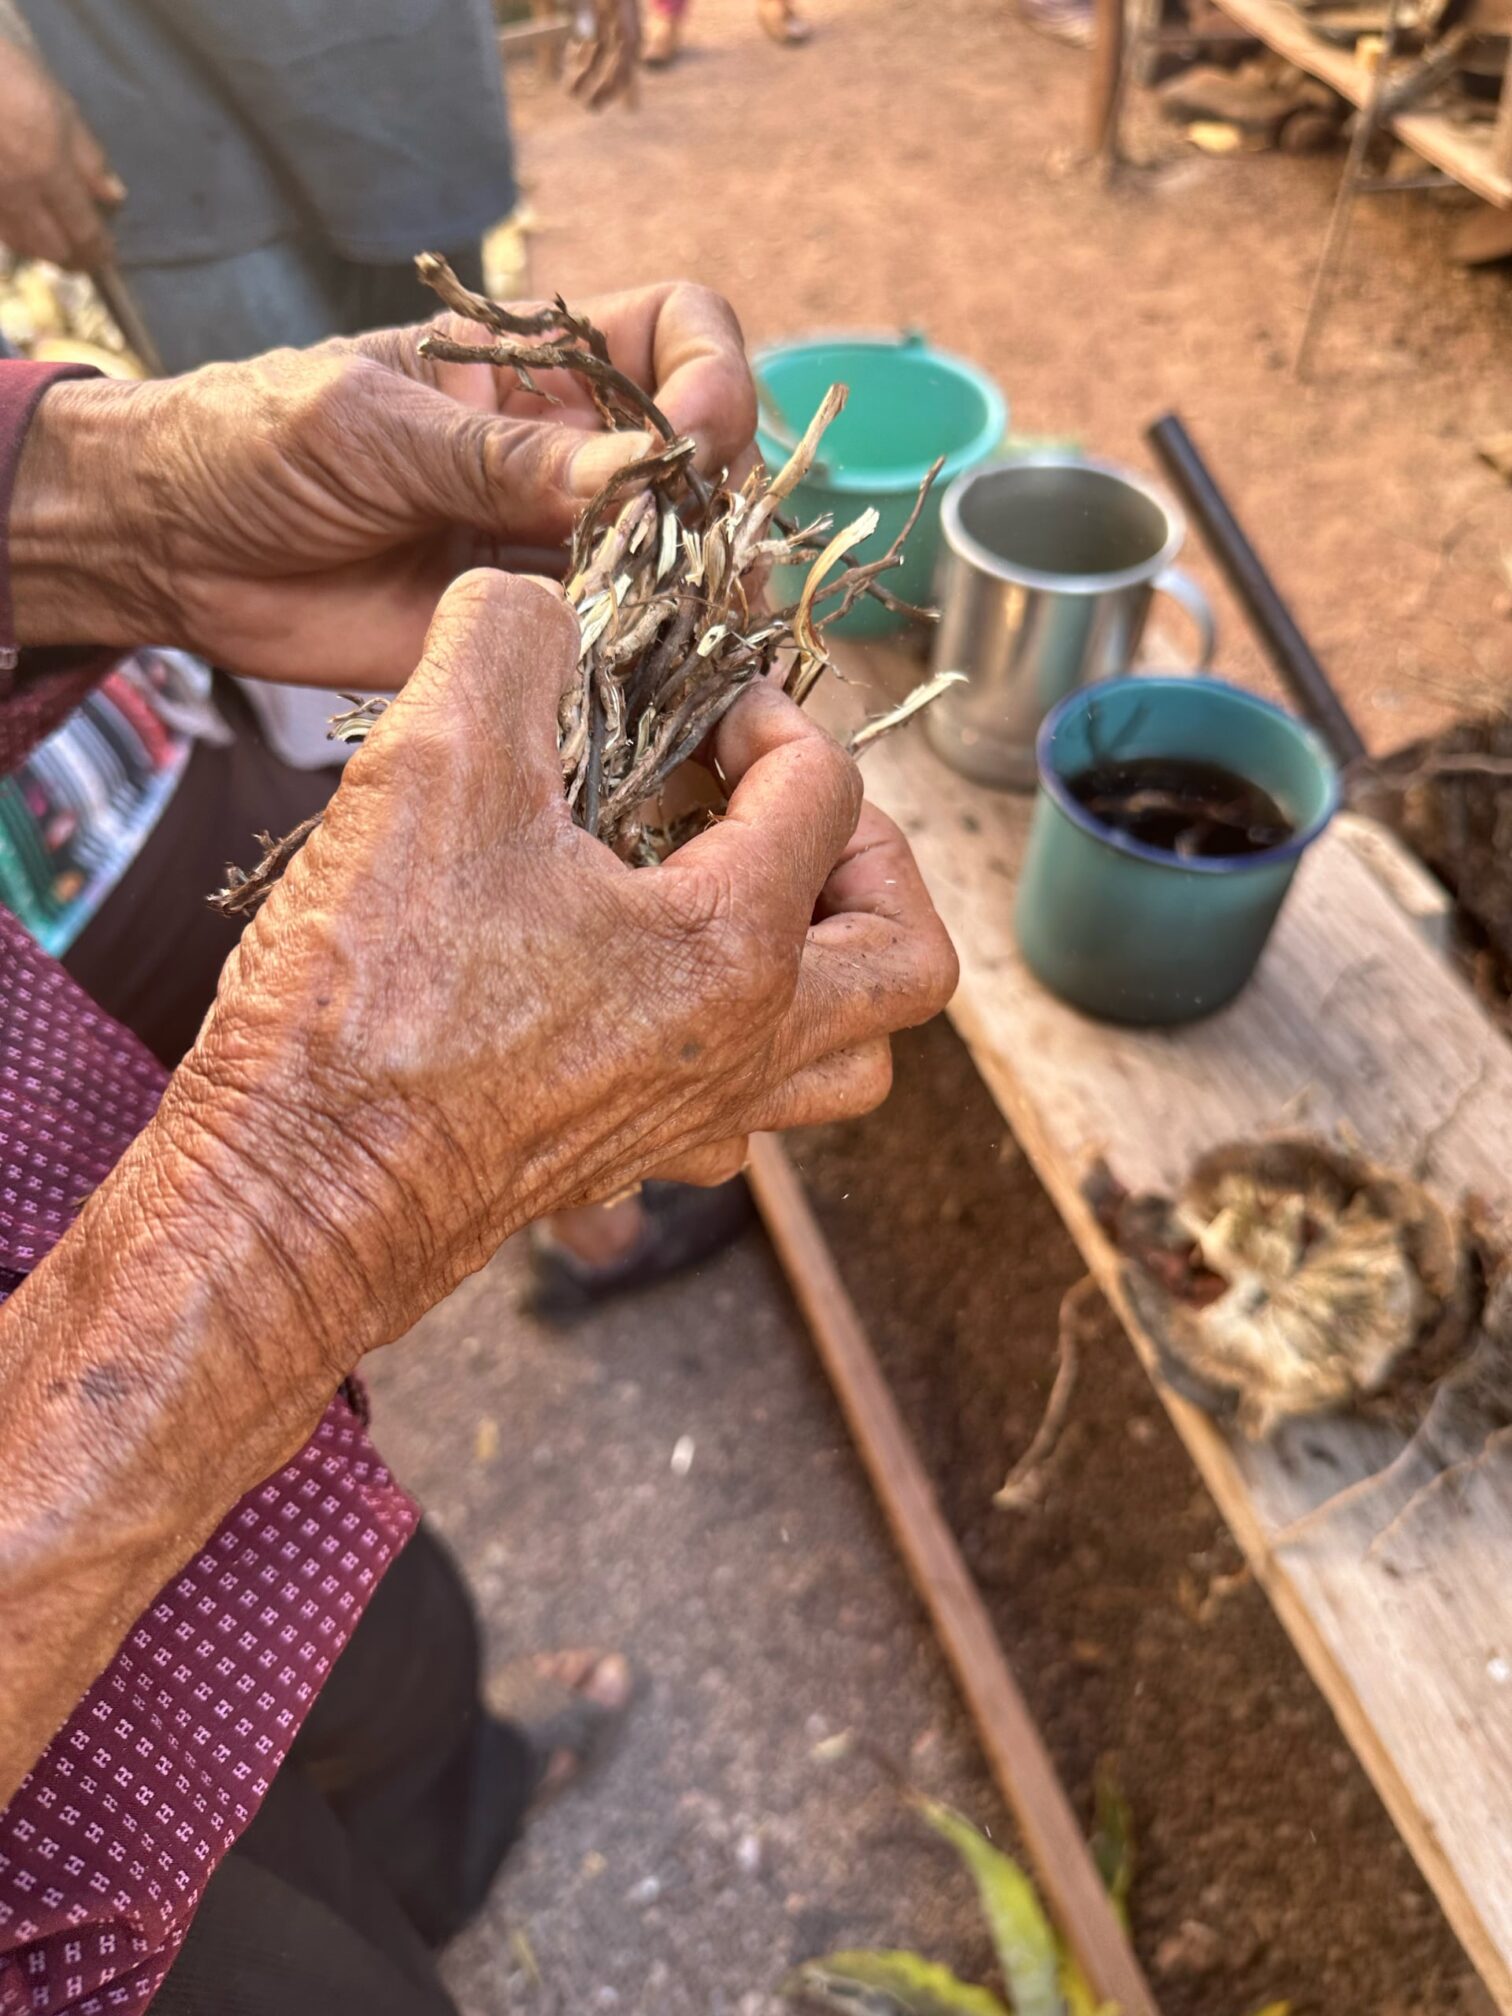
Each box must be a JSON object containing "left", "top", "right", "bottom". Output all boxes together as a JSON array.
[
  {"left": 103, "top": 174, "right": 128, "bottom": 205},
  {"left": 568, "top": 429, "right": 656, "bottom": 498}
]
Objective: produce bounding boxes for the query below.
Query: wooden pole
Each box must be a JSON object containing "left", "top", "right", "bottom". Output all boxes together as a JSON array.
[
  {"left": 1087, "top": 0, "right": 1128, "bottom": 164},
  {"left": 1493, "top": 44, "right": 1512, "bottom": 183},
  {"left": 1295, "top": 0, "right": 1404, "bottom": 376},
  {"left": 747, "top": 1133, "right": 1162, "bottom": 2016}
]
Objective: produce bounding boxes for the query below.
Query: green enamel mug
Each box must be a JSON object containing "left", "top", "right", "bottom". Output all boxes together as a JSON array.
[{"left": 1014, "top": 675, "right": 1341, "bottom": 1026}]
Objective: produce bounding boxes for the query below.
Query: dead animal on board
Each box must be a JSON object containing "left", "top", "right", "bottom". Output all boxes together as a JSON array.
[
  {"left": 213, "top": 254, "right": 950, "bottom": 918},
  {"left": 1088, "top": 1138, "right": 1477, "bottom": 1439}
]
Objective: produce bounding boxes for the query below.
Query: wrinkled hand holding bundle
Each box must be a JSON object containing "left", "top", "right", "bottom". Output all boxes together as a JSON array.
[{"left": 216, "top": 253, "right": 958, "bottom": 915}]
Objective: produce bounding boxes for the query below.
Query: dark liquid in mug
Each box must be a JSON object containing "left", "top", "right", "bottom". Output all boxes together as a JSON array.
[{"left": 1066, "top": 756, "right": 1295, "bottom": 860}]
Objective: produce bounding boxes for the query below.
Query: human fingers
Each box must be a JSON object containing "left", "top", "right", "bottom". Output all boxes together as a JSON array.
[
  {"left": 657, "top": 683, "right": 861, "bottom": 943},
  {"left": 642, "top": 1137, "right": 751, "bottom": 1189},
  {"left": 647, "top": 1037, "right": 895, "bottom": 1184},
  {"left": 68, "top": 113, "right": 126, "bottom": 209},
  {"left": 765, "top": 807, "right": 958, "bottom": 1068},
  {"left": 744, "top": 1038, "right": 895, "bottom": 1132},
  {"left": 40, "top": 155, "right": 114, "bottom": 270},
  {"left": 357, "top": 567, "right": 580, "bottom": 826},
  {"left": 578, "top": 282, "right": 756, "bottom": 475},
  {"left": 357, "top": 358, "right": 660, "bottom": 544},
  {"left": 812, "top": 801, "right": 947, "bottom": 933},
  {"left": 0, "top": 194, "right": 72, "bottom": 268}
]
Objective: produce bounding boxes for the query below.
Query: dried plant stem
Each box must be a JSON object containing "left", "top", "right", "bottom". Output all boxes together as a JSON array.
[
  {"left": 212, "top": 258, "right": 958, "bottom": 919},
  {"left": 994, "top": 1276, "right": 1100, "bottom": 1511},
  {"left": 215, "top": 815, "right": 324, "bottom": 921},
  {"left": 848, "top": 670, "right": 966, "bottom": 756}
]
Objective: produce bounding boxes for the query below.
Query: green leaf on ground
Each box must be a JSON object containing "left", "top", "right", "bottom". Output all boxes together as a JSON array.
[
  {"left": 1089, "top": 1768, "right": 1135, "bottom": 1926},
  {"left": 785, "top": 1950, "right": 1011, "bottom": 2016},
  {"left": 913, "top": 1800, "right": 1066, "bottom": 2016}
]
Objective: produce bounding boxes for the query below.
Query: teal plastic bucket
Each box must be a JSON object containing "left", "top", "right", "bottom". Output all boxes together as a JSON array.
[{"left": 754, "top": 333, "right": 1008, "bottom": 639}]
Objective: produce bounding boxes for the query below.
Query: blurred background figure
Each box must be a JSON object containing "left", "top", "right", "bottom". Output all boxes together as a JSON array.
[
  {"left": 0, "top": 0, "right": 517, "bottom": 1002},
  {"left": 8, "top": 0, "right": 515, "bottom": 367},
  {"left": 643, "top": 0, "right": 810, "bottom": 66},
  {"left": 3, "top": 0, "right": 517, "bottom": 768}
]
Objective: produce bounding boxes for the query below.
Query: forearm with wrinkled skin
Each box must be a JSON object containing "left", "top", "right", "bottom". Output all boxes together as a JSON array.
[
  {"left": 0, "top": 1090, "right": 386, "bottom": 1804},
  {"left": 8, "top": 374, "right": 176, "bottom": 650}
]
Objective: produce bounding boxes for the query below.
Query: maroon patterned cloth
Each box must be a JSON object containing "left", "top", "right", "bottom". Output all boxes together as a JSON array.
[{"left": 0, "top": 361, "right": 418, "bottom": 2015}]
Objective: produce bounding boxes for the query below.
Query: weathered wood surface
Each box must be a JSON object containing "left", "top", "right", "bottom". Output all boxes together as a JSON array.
[
  {"left": 1206, "top": 0, "right": 1512, "bottom": 206},
  {"left": 821, "top": 645, "right": 1512, "bottom": 2013}
]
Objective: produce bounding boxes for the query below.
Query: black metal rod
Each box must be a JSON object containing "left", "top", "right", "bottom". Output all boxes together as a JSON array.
[{"left": 1145, "top": 412, "right": 1368, "bottom": 768}]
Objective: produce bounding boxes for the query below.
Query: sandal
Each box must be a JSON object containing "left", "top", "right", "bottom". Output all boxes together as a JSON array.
[
  {"left": 487, "top": 1649, "right": 635, "bottom": 1808},
  {"left": 524, "top": 1176, "right": 755, "bottom": 1321}
]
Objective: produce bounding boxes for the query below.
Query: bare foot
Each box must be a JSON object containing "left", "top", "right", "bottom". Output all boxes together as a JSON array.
[
  {"left": 758, "top": 0, "right": 811, "bottom": 43},
  {"left": 541, "top": 1195, "right": 648, "bottom": 1269},
  {"left": 643, "top": 10, "right": 681, "bottom": 63}
]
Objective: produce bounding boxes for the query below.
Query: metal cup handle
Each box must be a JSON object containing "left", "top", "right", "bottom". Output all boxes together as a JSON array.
[{"left": 1153, "top": 566, "right": 1216, "bottom": 669}]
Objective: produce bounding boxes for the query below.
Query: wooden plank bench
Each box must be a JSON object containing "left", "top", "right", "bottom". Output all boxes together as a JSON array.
[
  {"left": 817, "top": 643, "right": 1512, "bottom": 2013},
  {"left": 1172, "top": 0, "right": 1512, "bottom": 208}
]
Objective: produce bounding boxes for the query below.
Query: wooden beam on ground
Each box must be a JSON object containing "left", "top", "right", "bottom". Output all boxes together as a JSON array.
[
  {"left": 746, "top": 1132, "right": 1162, "bottom": 2016},
  {"left": 811, "top": 642, "right": 1512, "bottom": 2014},
  {"left": 1494, "top": 50, "right": 1512, "bottom": 181}
]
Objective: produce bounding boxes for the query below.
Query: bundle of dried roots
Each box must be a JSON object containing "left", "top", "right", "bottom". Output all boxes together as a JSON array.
[
  {"left": 1091, "top": 1138, "right": 1474, "bottom": 1439},
  {"left": 215, "top": 252, "right": 958, "bottom": 918}
]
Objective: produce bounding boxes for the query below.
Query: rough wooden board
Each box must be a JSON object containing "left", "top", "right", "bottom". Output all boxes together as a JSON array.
[
  {"left": 1202, "top": 0, "right": 1512, "bottom": 205},
  {"left": 826, "top": 645, "right": 1512, "bottom": 2013},
  {"left": 1332, "top": 808, "right": 1454, "bottom": 952}
]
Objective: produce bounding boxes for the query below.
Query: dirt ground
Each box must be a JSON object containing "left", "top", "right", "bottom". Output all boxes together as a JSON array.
[
  {"left": 363, "top": 9, "right": 1512, "bottom": 2012},
  {"left": 368, "top": 1019, "right": 1494, "bottom": 2016},
  {"left": 367, "top": 1231, "right": 1007, "bottom": 2016},
  {"left": 508, "top": 0, "right": 1512, "bottom": 754}
]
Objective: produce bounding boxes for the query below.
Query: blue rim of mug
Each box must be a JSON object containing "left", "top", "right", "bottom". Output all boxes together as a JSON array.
[{"left": 1035, "top": 674, "right": 1343, "bottom": 876}]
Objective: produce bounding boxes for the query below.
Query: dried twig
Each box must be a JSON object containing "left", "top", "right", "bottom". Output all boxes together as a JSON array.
[
  {"left": 849, "top": 670, "right": 965, "bottom": 757},
  {"left": 212, "top": 257, "right": 955, "bottom": 918},
  {"left": 994, "top": 1276, "right": 1100, "bottom": 1511},
  {"left": 215, "top": 816, "right": 324, "bottom": 920}
]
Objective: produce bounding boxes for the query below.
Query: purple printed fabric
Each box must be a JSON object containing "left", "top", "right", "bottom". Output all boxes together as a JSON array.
[
  {"left": 0, "top": 1406, "right": 415, "bottom": 2016},
  {"left": 0, "top": 910, "right": 168, "bottom": 1277},
  {"left": 0, "top": 360, "right": 417, "bottom": 2012}
]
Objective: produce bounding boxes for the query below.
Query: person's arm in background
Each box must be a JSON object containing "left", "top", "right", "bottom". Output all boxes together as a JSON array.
[
  {"left": 0, "top": 1, "right": 124, "bottom": 271},
  {"left": 0, "top": 316, "right": 958, "bottom": 1798}
]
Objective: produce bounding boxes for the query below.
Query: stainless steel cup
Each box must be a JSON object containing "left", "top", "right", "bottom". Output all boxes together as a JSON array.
[{"left": 925, "top": 454, "right": 1216, "bottom": 788}]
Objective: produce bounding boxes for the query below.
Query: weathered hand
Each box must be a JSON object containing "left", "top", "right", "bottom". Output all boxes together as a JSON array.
[
  {"left": 0, "top": 565, "right": 949, "bottom": 1787},
  {"left": 10, "top": 281, "right": 754, "bottom": 686},
  {"left": 0, "top": 36, "right": 123, "bottom": 271},
  {"left": 157, "top": 569, "right": 955, "bottom": 1372}
]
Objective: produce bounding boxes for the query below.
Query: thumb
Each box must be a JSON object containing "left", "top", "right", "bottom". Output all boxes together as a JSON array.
[
  {"left": 475, "top": 416, "right": 659, "bottom": 546},
  {"left": 375, "top": 372, "right": 657, "bottom": 546},
  {"left": 370, "top": 569, "right": 581, "bottom": 827}
]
